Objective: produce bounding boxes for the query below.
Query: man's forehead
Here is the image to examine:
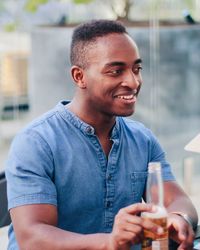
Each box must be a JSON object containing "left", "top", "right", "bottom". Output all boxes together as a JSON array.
[
  {"left": 86, "top": 33, "right": 140, "bottom": 63},
  {"left": 95, "top": 32, "right": 137, "bottom": 47},
  {"left": 87, "top": 33, "right": 138, "bottom": 55}
]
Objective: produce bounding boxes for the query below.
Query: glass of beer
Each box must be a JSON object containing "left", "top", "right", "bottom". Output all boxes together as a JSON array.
[
  {"left": 141, "top": 162, "right": 168, "bottom": 250},
  {"left": 141, "top": 206, "right": 168, "bottom": 250}
]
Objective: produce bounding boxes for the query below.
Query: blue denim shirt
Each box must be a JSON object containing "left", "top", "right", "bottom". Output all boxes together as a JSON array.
[{"left": 6, "top": 100, "right": 175, "bottom": 250}]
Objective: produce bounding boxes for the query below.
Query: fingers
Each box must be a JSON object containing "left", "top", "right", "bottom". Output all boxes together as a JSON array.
[
  {"left": 142, "top": 217, "right": 164, "bottom": 235},
  {"left": 124, "top": 214, "right": 161, "bottom": 235},
  {"left": 168, "top": 213, "right": 195, "bottom": 250},
  {"left": 124, "top": 224, "right": 143, "bottom": 244},
  {"left": 110, "top": 203, "right": 167, "bottom": 249},
  {"left": 116, "top": 205, "right": 163, "bottom": 235},
  {"left": 111, "top": 205, "right": 164, "bottom": 248},
  {"left": 177, "top": 225, "right": 195, "bottom": 250},
  {"left": 123, "top": 202, "right": 154, "bottom": 215}
]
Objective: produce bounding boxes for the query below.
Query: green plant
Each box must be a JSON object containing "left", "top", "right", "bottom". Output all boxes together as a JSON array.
[
  {"left": 3, "top": 23, "right": 18, "bottom": 32},
  {"left": 24, "top": 0, "right": 49, "bottom": 12},
  {"left": 24, "top": 0, "right": 134, "bottom": 21},
  {"left": 24, "top": 0, "right": 93, "bottom": 13},
  {"left": 183, "top": 0, "right": 195, "bottom": 9},
  {"left": 94, "top": 0, "right": 134, "bottom": 21}
]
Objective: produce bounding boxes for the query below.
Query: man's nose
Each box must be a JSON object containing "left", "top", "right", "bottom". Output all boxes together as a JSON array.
[{"left": 121, "top": 71, "right": 141, "bottom": 89}]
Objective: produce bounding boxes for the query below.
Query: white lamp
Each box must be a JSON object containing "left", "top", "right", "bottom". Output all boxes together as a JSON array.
[{"left": 184, "top": 134, "right": 200, "bottom": 153}]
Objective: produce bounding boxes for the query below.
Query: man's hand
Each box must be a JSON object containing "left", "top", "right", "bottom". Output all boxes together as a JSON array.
[
  {"left": 168, "top": 213, "right": 195, "bottom": 250},
  {"left": 108, "top": 203, "right": 163, "bottom": 250}
]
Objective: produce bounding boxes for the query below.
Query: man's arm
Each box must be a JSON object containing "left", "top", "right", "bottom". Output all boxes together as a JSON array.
[
  {"left": 164, "top": 181, "right": 198, "bottom": 249},
  {"left": 164, "top": 181, "right": 198, "bottom": 226},
  {"left": 10, "top": 204, "right": 109, "bottom": 250},
  {"left": 10, "top": 203, "right": 162, "bottom": 250}
]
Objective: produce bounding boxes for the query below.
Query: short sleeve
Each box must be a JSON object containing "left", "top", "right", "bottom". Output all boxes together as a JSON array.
[
  {"left": 5, "top": 130, "right": 57, "bottom": 210},
  {"left": 148, "top": 130, "right": 175, "bottom": 182}
]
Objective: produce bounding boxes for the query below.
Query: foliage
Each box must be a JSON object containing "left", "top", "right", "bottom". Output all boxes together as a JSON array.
[
  {"left": 23, "top": 0, "right": 134, "bottom": 20},
  {"left": 21, "top": 0, "right": 197, "bottom": 23},
  {"left": 24, "top": 0, "right": 49, "bottom": 13},
  {"left": 1, "top": 0, "right": 198, "bottom": 32},
  {"left": 3, "top": 23, "right": 18, "bottom": 32},
  {"left": 100, "top": 0, "right": 133, "bottom": 20},
  {"left": 24, "top": 0, "right": 93, "bottom": 13},
  {"left": 183, "top": 0, "right": 195, "bottom": 9},
  {"left": 72, "top": 0, "right": 93, "bottom": 4}
]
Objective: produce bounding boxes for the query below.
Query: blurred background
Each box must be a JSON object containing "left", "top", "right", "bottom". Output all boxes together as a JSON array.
[{"left": 0, "top": 0, "right": 200, "bottom": 248}]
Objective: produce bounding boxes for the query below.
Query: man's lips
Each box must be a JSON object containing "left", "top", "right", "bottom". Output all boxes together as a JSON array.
[
  {"left": 113, "top": 89, "right": 138, "bottom": 100},
  {"left": 115, "top": 94, "right": 134, "bottom": 100}
]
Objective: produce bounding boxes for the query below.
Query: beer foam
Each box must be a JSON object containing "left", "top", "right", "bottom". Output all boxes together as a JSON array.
[{"left": 141, "top": 206, "right": 168, "bottom": 219}]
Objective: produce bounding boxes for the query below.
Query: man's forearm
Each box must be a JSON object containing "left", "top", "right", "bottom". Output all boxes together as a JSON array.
[
  {"left": 166, "top": 196, "right": 198, "bottom": 229},
  {"left": 164, "top": 181, "right": 198, "bottom": 229},
  {"left": 18, "top": 223, "right": 110, "bottom": 250}
]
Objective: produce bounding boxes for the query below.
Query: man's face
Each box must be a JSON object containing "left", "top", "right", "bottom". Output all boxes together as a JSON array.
[{"left": 82, "top": 33, "right": 143, "bottom": 117}]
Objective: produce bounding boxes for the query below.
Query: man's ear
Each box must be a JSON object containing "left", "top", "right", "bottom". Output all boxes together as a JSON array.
[{"left": 71, "top": 66, "right": 86, "bottom": 89}]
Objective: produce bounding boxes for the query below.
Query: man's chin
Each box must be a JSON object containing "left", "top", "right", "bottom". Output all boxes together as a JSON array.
[{"left": 116, "top": 109, "right": 135, "bottom": 117}]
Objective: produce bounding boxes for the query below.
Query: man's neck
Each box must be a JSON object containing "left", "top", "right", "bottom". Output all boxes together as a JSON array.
[{"left": 66, "top": 99, "right": 116, "bottom": 140}]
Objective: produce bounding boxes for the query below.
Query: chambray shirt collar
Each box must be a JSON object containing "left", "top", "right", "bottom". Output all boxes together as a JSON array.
[{"left": 56, "top": 100, "right": 120, "bottom": 138}]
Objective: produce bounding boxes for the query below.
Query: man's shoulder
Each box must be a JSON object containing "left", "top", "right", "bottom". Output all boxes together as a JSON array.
[
  {"left": 17, "top": 102, "right": 65, "bottom": 139},
  {"left": 23, "top": 108, "right": 58, "bottom": 133},
  {"left": 8, "top": 103, "right": 66, "bottom": 154},
  {"left": 119, "top": 118, "right": 161, "bottom": 153},
  {"left": 120, "top": 117, "right": 150, "bottom": 133},
  {"left": 119, "top": 117, "right": 156, "bottom": 142}
]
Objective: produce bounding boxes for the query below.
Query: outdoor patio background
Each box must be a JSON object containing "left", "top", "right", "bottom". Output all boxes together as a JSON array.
[{"left": 1, "top": 0, "right": 200, "bottom": 249}]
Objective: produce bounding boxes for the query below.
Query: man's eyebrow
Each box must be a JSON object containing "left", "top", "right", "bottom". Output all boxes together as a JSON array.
[
  {"left": 104, "top": 58, "right": 143, "bottom": 68},
  {"left": 104, "top": 62, "right": 126, "bottom": 67},
  {"left": 134, "top": 58, "right": 142, "bottom": 64}
]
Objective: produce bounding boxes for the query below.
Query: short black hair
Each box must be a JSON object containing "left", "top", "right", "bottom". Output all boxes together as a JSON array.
[{"left": 70, "top": 19, "right": 128, "bottom": 68}]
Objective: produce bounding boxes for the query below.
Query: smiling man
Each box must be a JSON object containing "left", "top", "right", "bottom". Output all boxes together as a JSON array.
[{"left": 6, "top": 20, "right": 198, "bottom": 250}]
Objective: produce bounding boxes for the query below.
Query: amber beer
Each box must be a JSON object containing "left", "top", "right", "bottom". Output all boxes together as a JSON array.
[
  {"left": 142, "top": 206, "right": 168, "bottom": 250},
  {"left": 142, "top": 162, "right": 169, "bottom": 250}
]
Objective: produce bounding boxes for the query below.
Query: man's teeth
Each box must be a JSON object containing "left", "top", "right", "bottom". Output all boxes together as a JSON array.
[{"left": 117, "top": 94, "right": 134, "bottom": 100}]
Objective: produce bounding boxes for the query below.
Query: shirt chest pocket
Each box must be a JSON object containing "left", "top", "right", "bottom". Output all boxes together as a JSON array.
[{"left": 130, "top": 172, "right": 148, "bottom": 202}]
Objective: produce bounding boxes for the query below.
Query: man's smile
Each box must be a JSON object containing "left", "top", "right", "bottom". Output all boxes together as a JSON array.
[{"left": 113, "top": 89, "right": 138, "bottom": 103}]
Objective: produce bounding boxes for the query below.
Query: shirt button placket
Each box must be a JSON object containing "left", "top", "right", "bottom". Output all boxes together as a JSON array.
[
  {"left": 105, "top": 172, "right": 114, "bottom": 230},
  {"left": 107, "top": 174, "right": 112, "bottom": 181},
  {"left": 106, "top": 200, "right": 111, "bottom": 208}
]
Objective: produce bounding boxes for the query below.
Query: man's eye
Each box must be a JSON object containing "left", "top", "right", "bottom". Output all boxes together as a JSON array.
[
  {"left": 133, "top": 66, "right": 142, "bottom": 74},
  {"left": 108, "top": 69, "right": 123, "bottom": 75}
]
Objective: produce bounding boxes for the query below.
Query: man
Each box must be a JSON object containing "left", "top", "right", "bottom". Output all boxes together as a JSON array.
[{"left": 6, "top": 20, "right": 198, "bottom": 250}]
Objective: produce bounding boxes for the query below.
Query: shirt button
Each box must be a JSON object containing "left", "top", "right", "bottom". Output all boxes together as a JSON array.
[
  {"left": 106, "top": 201, "right": 111, "bottom": 208},
  {"left": 107, "top": 174, "right": 112, "bottom": 181},
  {"left": 85, "top": 126, "right": 92, "bottom": 134}
]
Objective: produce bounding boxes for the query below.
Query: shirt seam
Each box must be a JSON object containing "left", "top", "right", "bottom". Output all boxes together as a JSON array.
[{"left": 9, "top": 192, "right": 57, "bottom": 203}]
